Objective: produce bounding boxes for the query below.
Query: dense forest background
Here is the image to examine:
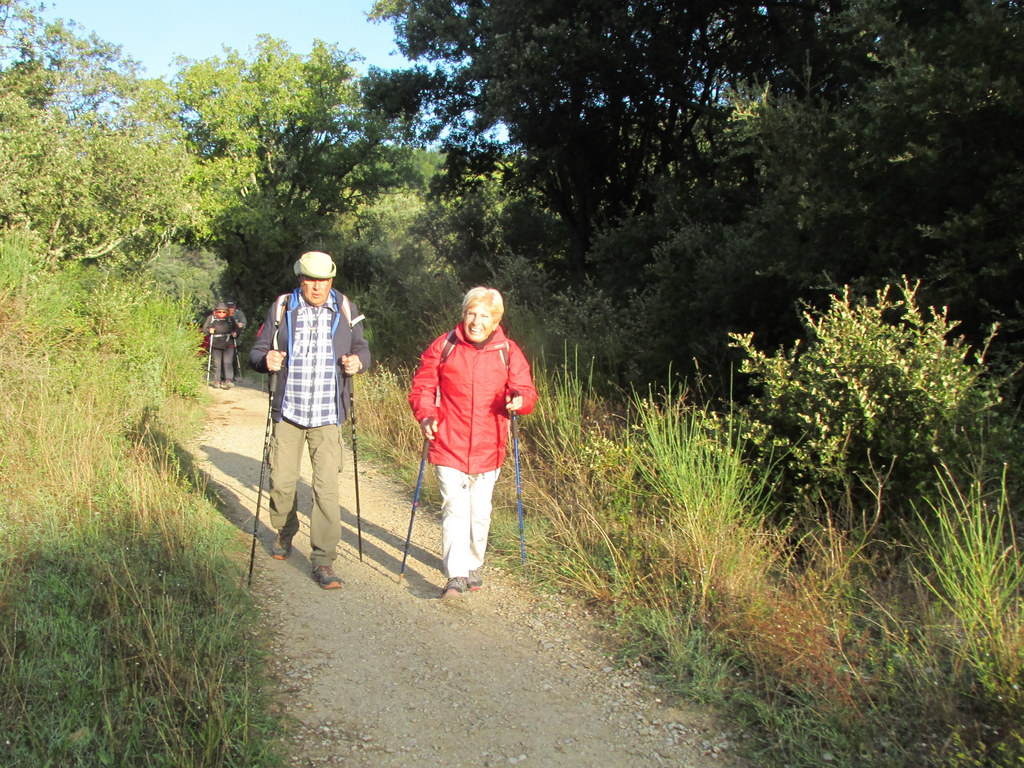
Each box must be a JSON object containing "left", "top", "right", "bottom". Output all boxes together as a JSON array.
[
  {"left": 4, "top": 0, "right": 1022, "bottom": 387},
  {"left": 3, "top": 0, "right": 1024, "bottom": 764}
]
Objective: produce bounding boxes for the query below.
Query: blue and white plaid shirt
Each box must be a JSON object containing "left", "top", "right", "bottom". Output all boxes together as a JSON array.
[{"left": 281, "top": 294, "right": 339, "bottom": 428}]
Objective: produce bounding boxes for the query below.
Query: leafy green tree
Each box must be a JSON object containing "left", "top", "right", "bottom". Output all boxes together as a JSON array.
[
  {"left": 336, "top": 187, "right": 463, "bottom": 365},
  {"left": 723, "top": 0, "right": 1024, "bottom": 364},
  {"left": 368, "top": 0, "right": 850, "bottom": 286},
  {"left": 367, "top": 0, "right": 1024, "bottom": 394},
  {"left": 145, "top": 245, "right": 227, "bottom": 317},
  {"left": 318, "top": 142, "right": 564, "bottom": 366},
  {"left": 362, "top": 0, "right": 882, "bottom": 387},
  {"left": 0, "top": 1, "right": 197, "bottom": 268},
  {"left": 174, "top": 36, "right": 413, "bottom": 305}
]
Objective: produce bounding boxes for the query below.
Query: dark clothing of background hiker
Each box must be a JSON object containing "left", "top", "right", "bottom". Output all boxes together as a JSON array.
[
  {"left": 226, "top": 301, "right": 247, "bottom": 329},
  {"left": 408, "top": 286, "right": 537, "bottom": 598},
  {"left": 248, "top": 251, "right": 370, "bottom": 590},
  {"left": 203, "top": 302, "right": 238, "bottom": 388},
  {"left": 226, "top": 301, "right": 246, "bottom": 382}
]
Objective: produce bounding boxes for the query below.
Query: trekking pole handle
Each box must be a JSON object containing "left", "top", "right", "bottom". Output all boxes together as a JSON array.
[{"left": 506, "top": 389, "right": 522, "bottom": 413}]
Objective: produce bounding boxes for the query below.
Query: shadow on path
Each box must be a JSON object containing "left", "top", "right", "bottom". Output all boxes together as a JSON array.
[{"left": 197, "top": 424, "right": 444, "bottom": 598}]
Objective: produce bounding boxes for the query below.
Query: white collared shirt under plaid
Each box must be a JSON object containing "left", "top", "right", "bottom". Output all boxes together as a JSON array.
[{"left": 281, "top": 296, "right": 339, "bottom": 428}]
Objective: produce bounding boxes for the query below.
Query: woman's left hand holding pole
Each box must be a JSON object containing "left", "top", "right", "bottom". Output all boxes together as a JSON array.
[{"left": 506, "top": 389, "right": 523, "bottom": 413}]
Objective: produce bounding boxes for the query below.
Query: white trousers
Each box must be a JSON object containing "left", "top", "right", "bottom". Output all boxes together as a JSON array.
[{"left": 436, "top": 465, "right": 501, "bottom": 578}]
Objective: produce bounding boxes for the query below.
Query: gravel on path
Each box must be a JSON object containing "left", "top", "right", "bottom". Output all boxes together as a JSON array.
[{"left": 194, "top": 381, "right": 748, "bottom": 768}]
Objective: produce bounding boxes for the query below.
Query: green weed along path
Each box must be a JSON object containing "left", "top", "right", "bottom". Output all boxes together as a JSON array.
[{"left": 194, "top": 381, "right": 745, "bottom": 767}]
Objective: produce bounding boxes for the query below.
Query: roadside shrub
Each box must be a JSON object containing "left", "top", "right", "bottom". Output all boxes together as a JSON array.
[{"left": 730, "top": 279, "right": 1008, "bottom": 534}]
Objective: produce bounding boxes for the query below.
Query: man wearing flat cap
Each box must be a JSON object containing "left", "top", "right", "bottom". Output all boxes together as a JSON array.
[{"left": 249, "top": 251, "right": 371, "bottom": 589}]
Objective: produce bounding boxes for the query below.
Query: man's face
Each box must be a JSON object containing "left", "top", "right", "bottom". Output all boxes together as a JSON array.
[
  {"left": 214, "top": 309, "right": 228, "bottom": 320},
  {"left": 300, "top": 276, "right": 332, "bottom": 307}
]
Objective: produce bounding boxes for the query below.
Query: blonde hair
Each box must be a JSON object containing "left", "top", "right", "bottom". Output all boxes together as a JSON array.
[{"left": 461, "top": 286, "right": 504, "bottom": 322}]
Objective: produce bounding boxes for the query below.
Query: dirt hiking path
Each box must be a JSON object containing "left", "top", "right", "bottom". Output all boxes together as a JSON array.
[{"left": 194, "top": 381, "right": 747, "bottom": 768}]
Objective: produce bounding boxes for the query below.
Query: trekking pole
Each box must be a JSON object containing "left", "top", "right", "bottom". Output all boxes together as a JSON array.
[
  {"left": 345, "top": 310, "right": 366, "bottom": 562},
  {"left": 205, "top": 334, "right": 214, "bottom": 384},
  {"left": 349, "top": 376, "right": 363, "bottom": 562},
  {"left": 247, "top": 297, "right": 285, "bottom": 587},
  {"left": 399, "top": 439, "right": 430, "bottom": 580},
  {"left": 247, "top": 370, "right": 276, "bottom": 587},
  {"left": 511, "top": 411, "right": 526, "bottom": 564}
]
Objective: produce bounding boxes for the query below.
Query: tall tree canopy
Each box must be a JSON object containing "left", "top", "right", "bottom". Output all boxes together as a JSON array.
[
  {"left": 369, "top": 0, "right": 1024, "bottom": 384},
  {"left": 0, "top": 1, "right": 196, "bottom": 268},
  {"left": 175, "top": 36, "right": 412, "bottom": 304},
  {"left": 725, "top": 0, "right": 1024, "bottom": 355},
  {"left": 368, "top": 0, "right": 849, "bottom": 284}
]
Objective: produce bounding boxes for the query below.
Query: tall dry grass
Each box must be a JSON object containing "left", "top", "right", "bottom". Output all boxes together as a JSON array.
[{"left": 354, "top": 357, "right": 1024, "bottom": 767}]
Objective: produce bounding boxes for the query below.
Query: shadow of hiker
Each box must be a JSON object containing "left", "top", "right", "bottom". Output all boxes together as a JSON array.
[{"left": 198, "top": 442, "right": 443, "bottom": 594}]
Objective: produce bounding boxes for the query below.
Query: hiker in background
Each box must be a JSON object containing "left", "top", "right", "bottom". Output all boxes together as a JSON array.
[
  {"left": 226, "top": 300, "right": 246, "bottom": 382},
  {"left": 248, "top": 251, "right": 371, "bottom": 590},
  {"left": 202, "top": 301, "right": 238, "bottom": 388},
  {"left": 408, "top": 286, "right": 537, "bottom": 598},
  {"left": 226, "top": 300, "right": 247, "bottom": 329}
]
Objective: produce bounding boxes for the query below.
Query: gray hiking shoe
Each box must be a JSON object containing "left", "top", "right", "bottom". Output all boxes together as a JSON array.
[
  {"left": 467, "top": 569, "right": 483, "bottom": 591},
  {"left": 442, "top": 577, "right": 469, "bottom": 598},
  {"left": 313, "top": 565, "right": 343, "bottom": 589},
  {"left": 271, "top": 534, "right": 292, "bottom": 560}
]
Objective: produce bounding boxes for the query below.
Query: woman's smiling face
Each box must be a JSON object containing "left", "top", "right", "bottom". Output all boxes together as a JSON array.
[{"left": 462, "top": 303, "right": 498, "bottom": 343}]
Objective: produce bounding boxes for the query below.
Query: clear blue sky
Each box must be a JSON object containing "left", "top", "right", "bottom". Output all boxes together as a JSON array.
[{"left": 39, "top": 0, "right": 409, "bottom": 77}]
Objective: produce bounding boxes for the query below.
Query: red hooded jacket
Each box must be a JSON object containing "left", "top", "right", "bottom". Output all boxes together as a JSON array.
[{"left": 409, "top": 324, "right": 537, "bottom": 474}]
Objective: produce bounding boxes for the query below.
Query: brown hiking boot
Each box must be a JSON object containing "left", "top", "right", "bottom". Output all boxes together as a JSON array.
[
  {"left": 313, "top": 565, "right": 343, "bottom": 589},
  {"left": 271, "top": 534, "right": 292, "bottom": 560}
]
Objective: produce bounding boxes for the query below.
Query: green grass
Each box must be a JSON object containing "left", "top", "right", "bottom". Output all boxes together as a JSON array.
[
  {"left": 915, "top": 466, "right": 1024, "bottom": 711},
  {"left": 0, "top": 248, "right": 281, "bottom": 767},
  {"left": 2, "top": 523, "right": 273, "bottom": 767}
]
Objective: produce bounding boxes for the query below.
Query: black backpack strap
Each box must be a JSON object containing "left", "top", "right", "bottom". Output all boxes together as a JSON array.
[{"left": 440, "top": 329, "right": 458, "bottom": 363}]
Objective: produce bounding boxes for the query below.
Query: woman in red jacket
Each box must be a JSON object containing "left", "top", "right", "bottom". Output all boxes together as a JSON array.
[{"left": 409, "top": 287, "right": 538, "bottom": 598}]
